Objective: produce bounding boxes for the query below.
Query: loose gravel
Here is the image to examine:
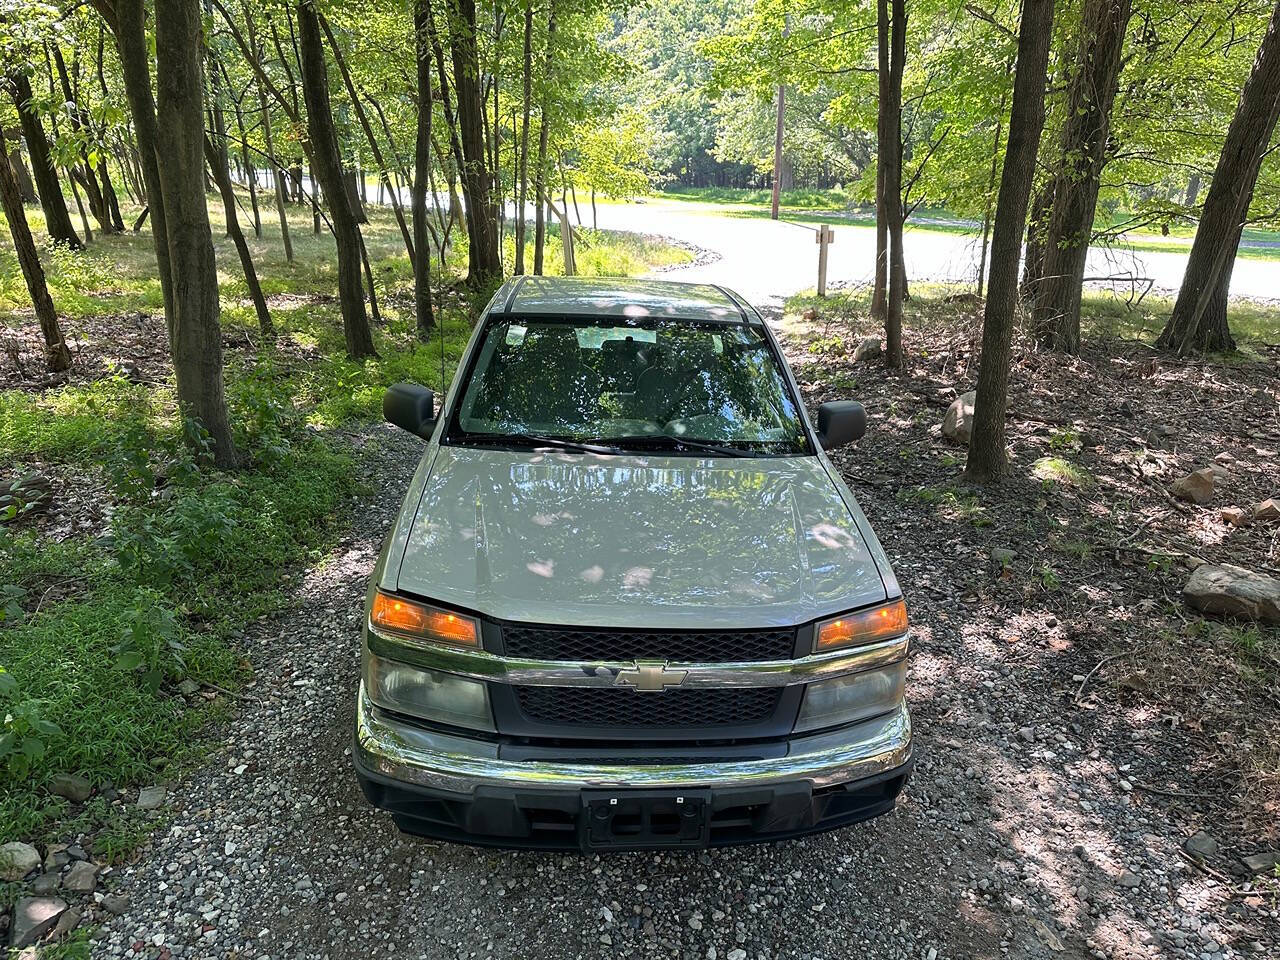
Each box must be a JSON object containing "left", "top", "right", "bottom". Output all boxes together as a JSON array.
[{"left": 84, "top": 409, "right": 1278, "bottom": 959}]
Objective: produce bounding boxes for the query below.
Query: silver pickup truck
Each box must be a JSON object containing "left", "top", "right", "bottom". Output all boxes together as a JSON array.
[{"left": 354, "top": 276, "right": 911, "bottom": 850}]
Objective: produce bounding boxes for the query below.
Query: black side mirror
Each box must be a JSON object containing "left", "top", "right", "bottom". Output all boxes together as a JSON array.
[
  {"left": 816, "top": 400, "right": 866, "bottom": 450},
  {"left": 384, "top": 383, "right": 436, "bottom": 439}
]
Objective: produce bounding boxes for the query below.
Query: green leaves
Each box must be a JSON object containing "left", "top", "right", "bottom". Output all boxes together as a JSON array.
[{"left": 0, "top": 667, "right": 63, "bottom": 781}]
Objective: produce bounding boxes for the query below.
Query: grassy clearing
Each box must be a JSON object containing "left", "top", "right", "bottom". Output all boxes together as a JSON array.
[
  {"left": 0, "top": 195, "right": 686, "bottom": 849},
  {"left": 783, "top": 282, "right": 1280, "bottom": 350}
]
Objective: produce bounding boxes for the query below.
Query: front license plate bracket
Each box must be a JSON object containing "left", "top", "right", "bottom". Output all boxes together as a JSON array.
[{"left": 581, "top": 789, "right": 711, "bottom": 850}]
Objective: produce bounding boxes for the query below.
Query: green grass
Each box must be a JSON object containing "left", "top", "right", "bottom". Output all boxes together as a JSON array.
[
  {"left": 783, "top": 283, "right": 1280, "bottom": 350},
  {"left": 0, "top": 192, "right": 687, "bottom": 850},
  {"left": 660, "top": 185, "right": 858, "bottom": 210}
]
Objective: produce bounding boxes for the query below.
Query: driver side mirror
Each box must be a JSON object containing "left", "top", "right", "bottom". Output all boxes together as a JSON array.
[
  {"left": 384, "top": 383, "right": 436, "bottom": 439},
  {"left": 816, "top": 400, "right": 866, "bottom": 450}
]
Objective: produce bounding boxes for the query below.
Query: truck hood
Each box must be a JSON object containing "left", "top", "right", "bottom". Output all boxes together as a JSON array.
[{"left": 393, "top": 447, "right": 888, "bottom": 629}]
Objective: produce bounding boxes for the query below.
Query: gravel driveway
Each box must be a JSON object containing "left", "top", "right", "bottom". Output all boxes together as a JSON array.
[{"left": 88, "top": 414, "right": 1277, "bottom": 959}]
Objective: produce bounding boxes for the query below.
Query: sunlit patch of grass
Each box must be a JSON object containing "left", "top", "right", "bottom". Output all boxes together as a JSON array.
[
  {"left": 1032, "top": 456, "right": 1093, "bottom": 488},
  {"left": 897, "top": 484, "right": 991, "bottom": 527}
]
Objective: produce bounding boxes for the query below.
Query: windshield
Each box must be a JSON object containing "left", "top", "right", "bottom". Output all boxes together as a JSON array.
[{"left": 448, "top": 317, "right": 810, "bottom": 456}]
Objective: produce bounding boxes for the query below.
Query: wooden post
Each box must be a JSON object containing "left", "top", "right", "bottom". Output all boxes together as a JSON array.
[{"left": 815, "top": 225, "right": 834, "bottom": 297}]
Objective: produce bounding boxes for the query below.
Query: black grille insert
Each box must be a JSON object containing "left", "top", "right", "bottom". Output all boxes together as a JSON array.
[
  {"left": 514, "top": 686, "right": 782, "bottom": 729},
  {"left": 501, "top": 625, "right": 796, "bottom": 663}
]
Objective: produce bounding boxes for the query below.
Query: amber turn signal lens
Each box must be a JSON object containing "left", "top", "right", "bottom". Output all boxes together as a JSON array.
[
  {"left": 815, "top": 599, "right": 908, "bottom": 652},
  {"left": 370, "top": 591, "right": 479, "bottom": 647}
]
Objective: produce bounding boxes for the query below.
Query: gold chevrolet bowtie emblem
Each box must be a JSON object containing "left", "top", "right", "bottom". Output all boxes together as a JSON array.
[{"left": 614, "top": 660, "right": 688, "bottom": 692}]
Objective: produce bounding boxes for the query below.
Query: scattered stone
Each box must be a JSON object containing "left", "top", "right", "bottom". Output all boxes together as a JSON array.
[
  {"left": 1185, "top": 831, "right": 1219, "bottom": 859},
  {"left": 1220, "top": 506, "right": 1249, "bottom": 527},
  {"left": 49, "top": 907, "right": 82, "bottom": 940},
  {"left": 1183, "top": 563, "right": 1280, "bottom": 625},
  {"left": 1252, "top": 498, "right": 1280, "bottom": 523},
  {"left": 43, "top": 845, "right": 70, "bottom": 872},
  {"left": 31, "top": 873, "right": 59, "bottom": 895},
  {"left": 62, "top": 860, "right": 98, "bottom": 893},
  {"left": 177, "top": 678, "right": 201, "bottom": 696},
  {"left": 10, "top": 897, "right": 68, "bottom": 949},
  {"left": 49, "top": 772, "right": 92, "bottom": 804},
  {"left": 990, "top": 547, "right": 1016, "bottom": 566},
  {"left": 942, "top": 390, "right": 976, "bottom": 445},
  {"left": 1169, "top": 467, "right": 1218, "bottom": 504},
  {"left": 101, "top": 893, "right": 130, "bottom": 916},
  {"left": 1145, "top": 424, "right": 1178, "bottom": 449},
  {"left": 1241, "top": 852, "right": 1279, "bottom": 875},
  {"left": 1017, "top": 726, "right": 1036, "bottom": 743},
  {"left": 853, "top": 336, "right": 881, "bottom": 361},
  {"left": 64, "top": 845, "right": 88, "bottom": 862},
  {"left": 727, "top": 950, "right": 747, "bottom": 960},
  {"left": 1117, "top": 870, "right": 1140, "bottom": 889},
  {"left": 136, "top": 785, "right": 167, "bottom": 810},
  {"left": 0, "top": 841, "right": 41, "bottom": 881}
]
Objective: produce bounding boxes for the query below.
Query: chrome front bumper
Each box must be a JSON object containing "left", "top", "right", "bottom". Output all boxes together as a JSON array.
[{"left": 354, "top": 683, "right": 912, "bottom": 795}]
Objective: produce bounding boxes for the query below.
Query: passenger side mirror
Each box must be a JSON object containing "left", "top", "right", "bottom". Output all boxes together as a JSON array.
[
  {"left": 384, "top": 383, "right": 436, "bottom": 439},
  {"left": 816, "top": 400, "right": 866, "bottom": 450}
]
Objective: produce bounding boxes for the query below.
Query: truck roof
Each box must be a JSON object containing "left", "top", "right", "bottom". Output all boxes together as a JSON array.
[{"left": 494, "top": 276, "right": 754, "bottom": 324}]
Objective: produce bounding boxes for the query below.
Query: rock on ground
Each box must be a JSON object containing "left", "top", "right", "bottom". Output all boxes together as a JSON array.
[
  {"left": 942, "top": 390, "right": 975, "bottom": 445},
  {"left": 49, "top": 772, "right": 92, "bottom": 804},
  {"left": 1170, "top": 467, "right": 1218, "bottom": 504},
  {"left": 0, "top": 842, "right": 41, "bottom": 882},
  {"left": 1183, "top": 563, "right": 1280, "bottom": 624},
  {"left": 11, "top": 897, "right": 67, "bottom": 949}
]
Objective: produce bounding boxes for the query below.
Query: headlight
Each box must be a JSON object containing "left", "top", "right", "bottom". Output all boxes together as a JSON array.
[
  {"left": 370, "top": 590, "right": 480, "bottom": 648},
  {"left": 814, "top": 599, "right": 908, "bottom": 653},
  {"left": 795, "top": 661, "right": 905, "bottom": 733},
  {"left": 365, "top": 650, "right": 494, "bottom": 732}
]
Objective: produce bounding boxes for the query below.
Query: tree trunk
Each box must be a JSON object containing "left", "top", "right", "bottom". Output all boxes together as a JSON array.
[
  {"left": 225, "top": 66, "right": 262, "bottom": 238},
  {"left": 1032, "top": 0, "right": 1133, "bottom": 353},
  {"left": 0, "top": 151, "right": 72, "bottom": 372},
  {"left": 296, "top": 0, "right": 377, "bottom": 358},
  {"left": 533, "top": 3, "right": 556, "bottom": 275},
  {"left": 319, "top": 13, "right": 414, "bottom": 258},
  {"left": 258, "top": 92, "right": 293, "bottom": 260},
  {"left": 343, "top": 168, "right": 368, "bottom": 223},
  {"left": 447, "top": 0, "right": 501, "bottom": 287},
  {"left": 871, "top": 1, "right": 889, "bottom": 323},
  {"left": 96, "top": 0, "right": 176, "bottom": 326},
  {"left": 7, "top": 72, "right": 82, "bottom": 248},
  {"left": 1184, "top": 172, "right": 1201, "bottom": 209},
  {"left": 1158, "top": 2, "right": 1280, "bottom": 354},
  {"left": 514, "top": 0, "right": 533, "bottom": 275},
  {"left": 68, "top": 167, "right": 94, "bottom": 242},
  {"left": 6, "top": 140, "right": 38, "bottom": 203},
  {"left": 770, "top": 82, "right": 784, "bottom": 220},
  {"left": 204, "top": 135, "right": 273, "bottom": 338},
  {"left": 1019, "top": 175, "right": 1053, "bottom": 304},
  {"left": 883, "top": 0, "right": 906, "bottom": 370},
  {"left": 154, "top": 0, "right": 240, "bottom": 467},
  {"left": 965, "top": 0, "right": 1057, "bottom": 483},
  {"left": 413, "top": 0, "right": 437, "bottom": 341},
  {"left": 50, "top": 46, "right": 115, "bottom": 235},
  {"left": 977, "top": 105, "right": 1005, "bottom": 298}
]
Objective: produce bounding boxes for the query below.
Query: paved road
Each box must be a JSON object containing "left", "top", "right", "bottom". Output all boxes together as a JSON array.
[{"left": 587, "top": 198, "right": 1277, "bottom": 310}]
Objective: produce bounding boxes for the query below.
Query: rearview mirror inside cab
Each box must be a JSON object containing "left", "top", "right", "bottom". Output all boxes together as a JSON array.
[
  {"left": 816, "top": 400, "right": 866, "bottom": 450},
  {"left": 384, "top": 383, "right": 436, "bottom": 439}
]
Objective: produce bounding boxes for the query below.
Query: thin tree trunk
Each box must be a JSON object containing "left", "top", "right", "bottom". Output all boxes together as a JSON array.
[
  {"left": 204, "top": 136, "right": 273, "bottom": 338},
  {"left": 1019, "top": 176, "right": 1053, "bottom": 305},
  {"left": 533, "top": 2, "right": 556, "bottom": 275},
  {"left": 0, "top": 151, "right": 72, "bottom": 371},
  {"left": 770, "top": 81, "right": 784, "bottom": 220},
  {"left": 1033, "top": 0, "right": 1133, "bottom": 353},
  {"left": 68, "top": 171, "right": 94, "bottom": 242},
  {"left": 296, "top": 0, "right": 376, "bottom": 358},
  {"left": 413, "top": 0, "right": 437, "bottom": 340},
  {"left": 319, "top": 13, "right": 415, "bottom": 259},
  {"left": 7, "top": 72, "right": 82, "bottom": 248},
  {"left": 1158, "top": 1, "right": 1280, "bottom": 354},
  {"left": 51, "top": 46, "right": 115, "bottom": 234},
  {"left": 976, "top": 103, "right": 1005, "bottom": 299},
  {"left": 95, "top": 0, "right": 176, "bottom": 327},
  {"left": 447, "top": 0, "right": 501, "bottom": 287},
  {"left": 965, "top": 0, "right": 1057, "bottom": 483},
  {"left": 884, "top": 0, "right": 906, "bottom": 370},
  {"left": 225, "top": 66, "right": 262, "bottom": 238},
  {"left": 515, "top": 0, "right": 533, "bottom": 274},
  {"left": 871, "top": 0, "right": 890, "bottom": 322},
  {"left": 154, "top": 0, "right": 240, "bottom": 467}
]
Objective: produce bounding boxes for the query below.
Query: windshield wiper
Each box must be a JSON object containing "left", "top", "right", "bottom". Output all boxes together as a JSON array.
[
  {"left": 457, "top": 432, "right": 627, "bottom": 455},
  {"left": 600, "top": 434, "right": 760, "bottom": 458}
]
